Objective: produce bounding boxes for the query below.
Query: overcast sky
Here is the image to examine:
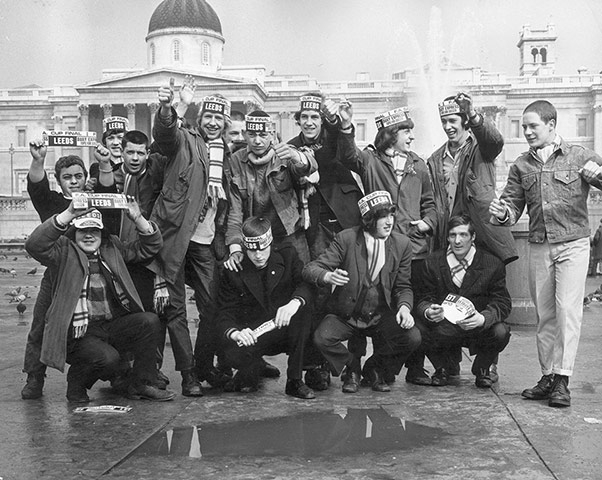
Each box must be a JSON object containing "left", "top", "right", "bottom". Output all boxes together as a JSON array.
[{"left": 0, "top": 0, "right": 600, "bottom": 88}]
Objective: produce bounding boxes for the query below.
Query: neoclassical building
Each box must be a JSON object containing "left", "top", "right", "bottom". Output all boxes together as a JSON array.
[{"left": 1, "top": 0, "right": 602, "bottom": 238}]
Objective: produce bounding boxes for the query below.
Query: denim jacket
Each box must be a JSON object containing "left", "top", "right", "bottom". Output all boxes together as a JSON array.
[{"left": 497, "top": 138, "right": 602, "bottom": 244}]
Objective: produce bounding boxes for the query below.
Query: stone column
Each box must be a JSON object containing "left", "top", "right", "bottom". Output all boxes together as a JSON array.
[
  {"left": 101, "top": 103, "right": 113, "bottom": 119},
  {"left": 148, "top": 102, "right": 160, "bottom": 141},
  {"left": 593, "top": 104, "right": 602, "bottom": 156},
  {"left": 78, "top": 104, "right": 91, "bottom": 166},
  {"left": 125, "top": 103, "right": 136, "bottom": 130},
  {"left": 51, "top": 114, "right": 64, "bottom": 159}
]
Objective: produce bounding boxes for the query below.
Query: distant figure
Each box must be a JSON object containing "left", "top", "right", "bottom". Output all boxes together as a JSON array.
[{"left": 590, "top": 219, "right": 602, "bottom": 275}]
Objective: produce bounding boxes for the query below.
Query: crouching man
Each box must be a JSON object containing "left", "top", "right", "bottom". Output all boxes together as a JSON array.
[
  {"left": 218, "top": 217, "right": 315, "bottom": 399},
  {"left": 414, "top": 215, "right": 511, "bottom": 388},
  {"left": 25, "top": 201, "right": 175, "bottom": 403},
  {"left": 302, "top": 191, "right": 421, "bottom": 393}
]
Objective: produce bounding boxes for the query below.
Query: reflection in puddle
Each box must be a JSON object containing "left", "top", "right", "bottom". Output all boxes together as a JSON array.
[{"left": 133, "top": 407, "right": 447, "bottom": 458}]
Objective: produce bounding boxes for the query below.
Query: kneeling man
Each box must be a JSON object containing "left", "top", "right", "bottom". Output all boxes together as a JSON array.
[
  {"left": 218, "top": 217, "right": 315, "bottom": 399},
  {"left": 303, "top": 191, "right": 420, "bottom": 393},
  {"left": 415, "top": 215, "right": 511, "bottom": 388},
  {"left": 25, "top": 202, "right": 174, "bottom": 403}
]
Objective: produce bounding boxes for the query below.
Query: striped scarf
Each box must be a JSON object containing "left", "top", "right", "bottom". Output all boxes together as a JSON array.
[
  {"left": 298, "top": 171, "right": 319, "bottom": 230},
  {"left": 70, "top": 255, "right": 131, "bottom": 339},
  {"left": 447, "top": 245, "right": 476, "bottom": 288},
  {"left": 364, "top": 232, "right": 386, "bottom": 282},
  {"left": 207, "top": 139, "right": 226, "bottom": 203}
]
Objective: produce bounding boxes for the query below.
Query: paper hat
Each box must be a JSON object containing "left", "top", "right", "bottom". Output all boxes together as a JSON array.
[
  {"left": 72, "top": 209, "right": 104, "bottom": 230},
  {"left": 375, "top": 107, "right": 412, "bottom": 130},
  {"left": 358, "top": 191, "right": 393, "bottom": 217},
  {"left": 103, "top": 116, "right": 129, "bottom": 133},
  {"left": 245, "top": 113, "right": 275, "bottom": 133},
  {"left": 243, "top": 227, "right": 273, "bottom": 250},
  {"left": 299, "top": 95, "right": 323, "bottom": 112},
  {"left": 200, "top": 95, "right": 231, "bottom": 118},
  {"left": 438, "top": 99, "right": 462, "bottom": 117}
]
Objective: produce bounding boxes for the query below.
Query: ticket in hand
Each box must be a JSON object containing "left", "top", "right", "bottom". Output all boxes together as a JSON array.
[
  {"left": 442, "top": 294, "right": 476, "bottom": 324},
  {"left": 237, "top": 319, "right": 276, "bottom": 347},
  {"left": 72, "top": 192, "right": 128, "bottom": 210},
  {"left": 73, "top": 405, "right": 132, "bottom": 413},
  {"left": 43, "top": 130, "right": 97, "bottom": 147}
]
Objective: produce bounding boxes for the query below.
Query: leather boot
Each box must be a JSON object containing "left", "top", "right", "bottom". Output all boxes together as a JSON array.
[
  {"left": 548, "top": 375, "right": 571, "bottom": 408},
  {"left": 522, "top": 374, "right": 555, "bottom": 400},
  {"left": 181, "top": 369, "right": 203, "bottom": 397},
  {"left": 21, "top": 373, "right": 45, "bottom": 400}
]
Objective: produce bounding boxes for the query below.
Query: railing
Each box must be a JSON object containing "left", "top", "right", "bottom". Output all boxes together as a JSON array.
[{"left": 0, "top": 198, "right": 28, "bottom": 210}]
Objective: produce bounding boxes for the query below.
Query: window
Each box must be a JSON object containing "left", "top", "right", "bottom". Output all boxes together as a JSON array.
[
  {"left": 540, "top": 47, "right": 547, "bottom": 64},
  {"left": 201, "top": 42, "right": 210, "bottom": 65},
  {"left": 17, "top": 172, "right": 28, "bottom": 195},
  {"left": 577, "top": 117, "right": 588, "bottom": 137},
  {"left": 173, "top": 40, "right": 181, "bottom": 62},
  {"left": 355, "top": 121, "right": 367, "bottom": 142},
  {"left": 150, "top": 43, "right": 156, "bottom": 65},
  {"left": 531, "top": 47, "right": 539, "bottom": 63},
  {"left": 510, "top": 119, "right": 521, "bottom": 138},
  {"left": 17, "top": 128, "right": 26, "bottom": 147}
]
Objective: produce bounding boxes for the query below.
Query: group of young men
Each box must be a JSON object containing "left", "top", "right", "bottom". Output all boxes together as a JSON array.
[{"left": 20, "top": 76, "right": 602, "bottom": 410}]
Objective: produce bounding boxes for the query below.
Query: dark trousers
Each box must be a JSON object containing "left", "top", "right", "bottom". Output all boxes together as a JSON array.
[
  {"left": 128, "top": 263, "right": 155, "bottom": 312},
  {"left": 416, "top": 318, "right": 511, "bottom": 372},
  {"left": 184, "top": 242, "right": 224, "bottom": 375},
  {"left": 66, "top": 312, "right": 159, "bottom": 388},
  {"left": 314, "top": 312, "right": 421, "bottom": 376},
  {"left": 223, "top": 309, "right": 311, "bottom": 382},
  {"left": 23, "top": 269, "right": 52, "bottom": 376}
]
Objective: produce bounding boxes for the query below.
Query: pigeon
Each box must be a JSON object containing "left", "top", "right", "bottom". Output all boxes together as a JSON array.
[
  {"left": 13, "top": 257, "right": 18, "bottom": 261},
  {"left": 17, "top": 302, "right": 26, "bottom": 316},
  {"left": 0, "top": 267, "right": 10, "bottom": 274},
  {"left": 27, "top": 267, "right": 37, "bottom": 275},
  {"left": 5, "top": 287, "right": 21, "bottom": 297},
  {"left": 11, "top": 294, "right": 27, "bottom": 303},
  {"left": 10, "top": 269, "right": 17, "bottom": 277}
]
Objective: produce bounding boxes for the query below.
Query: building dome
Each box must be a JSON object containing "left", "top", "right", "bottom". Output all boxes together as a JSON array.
[{"left": 148, "top": 0, "right": 222, "bottom": 35}]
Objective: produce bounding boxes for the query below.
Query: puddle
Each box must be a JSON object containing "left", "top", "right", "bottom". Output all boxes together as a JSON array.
[{"left": 133, "top": 407, "right": 448, "bottom": 458}]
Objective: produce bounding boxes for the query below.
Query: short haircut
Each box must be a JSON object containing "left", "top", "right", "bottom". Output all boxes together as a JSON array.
[
  {"left": 447, "top": 214, "right": 475, "bottom": 236},
  {"left": 121, "top": 130, "right": 149, "bottom": 149},
  {"left": 230, "top": 110, "right": 245, "bottom": 122},
  {"left": 242, "top": 216, "right": 271, "bottom": 238},
  {"left": 248, "top": 110, "right": 270, "bottom": 118},
  {"left": 54, "top": 155, "right": 87, "bottom": 180},
  {"left": 294, "top": 91, "right": 325, "bottom": 123},
  {"left": 361, "top": 204, "right": 396, "bottom": 235},
  {"left": 523, "top": 100, "right": 557, "bottom": 125},
  {"left": 441, "top": 95, "right": 469, "bottom": 128},
  {"left": 373, "top": 121, "right": 415, "bottom": 152},
  {"left": 102, "top": 129, "right": 125, "bottom": 146}
]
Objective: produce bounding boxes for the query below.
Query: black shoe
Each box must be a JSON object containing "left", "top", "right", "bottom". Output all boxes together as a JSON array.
[
  {"left": 285, "top": 379, "right": 316, "bottom": 399},
  {"left": 260, "top": 359, "right": 281, "bottom": 378},
  {"left": 548, "top": 375, "right": 571, "bottom": 408},
  {"left": 405, "top": 367, "right": 431, "bottom": 386},
  {"left": 156, "top": 370, "right": 170, "bottom": 390},
  {"left": 361, "top": 367, "right": 391, "bottom": 392},
  {"left": 431, "top": 367, "right": 449, "bottom": 387},
  {"left": 66, "top": 382, "right": 90, "bottom": 404},
  {"left": 522, "top": 374, "right": 555, "bottom": 400},
  {"left": 475, "top": 368, "right": 493, "bottom": 388},
  {"left": 110, "top": 371, "right": 131, "bottom": 395},
  {"left": 341, "top": 367, "right": 360, "bottom": 394},
  {"left": 448, "top": 362, "right": 461, "bottom": 377},
  {"left": 21, "top": 373, "right": 44, "bottom": 400},
  {"left": 304, "top": 366, "right": 331, "bottom": 391},
  {"left": 128, "top": 383, "right": 176, "bottom": 402},
  {"left": 181, "top": 369, "right": 203, "bottom": 397},
  {"left": 197, "top": 366, "right": 232, "bottom": 388}
]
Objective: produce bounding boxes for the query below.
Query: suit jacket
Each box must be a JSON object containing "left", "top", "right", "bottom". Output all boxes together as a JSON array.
[
  {"left": 216, "top": 245, "right": 312, "bottom": 337},
  {"left": 415, "top": 248, "right": 511, "bottom": 330},
  {"left": 302, "top": 226, "right": 413, "bottom": 317}
]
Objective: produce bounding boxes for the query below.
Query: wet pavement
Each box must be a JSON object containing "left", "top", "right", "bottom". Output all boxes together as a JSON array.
[{"left": 1, "top": 253, "right": 601, "bottom": 479}]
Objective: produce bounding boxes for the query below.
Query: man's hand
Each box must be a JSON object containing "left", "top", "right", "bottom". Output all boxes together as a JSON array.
[
  {"left": 338, "top": 97, "right": 354, "bottom": 129},
  {"left": 321, "top": 99, "right": 338, "bottom": 122},
  {"left": 179, "top": 75, "right": 197, "bottom": 107},
  {"left": 224, "top": 251, "right": 244, "bottom": 272},
  {"left": 231, "top": 328, "right": 257, "bottom": 347},
  {"left": 396, "top": 305, "right": 414, "bottom": 329},
  {"left": 580, "top": 160, "right": 602, "bottom": 182},
  {"left": 29, "top": 140, "right": 47, "bottom": 163},
  {"left": 454, "top": 91, "right": 476, "bottom": 118},
  {"left": 489, "top": 198, "right": 509, "bottom": 221},
  {"left": 323, "top": 268, "right": 349, "bottom": 286},
  {"left": 457, "top": 311, "right": 485, "bottom": 330},
  {"left": 274, "top": 299, "right": 302, "bottom": 329},
  {"left": 124, "top": 195, "right": 142, "bottom": 222},
  {"left": 157, "top": 78, "right": 175, "bottom": 108},
  {"left": 94, "top": 143, "right": 111, "bottom": 166},
  {"left": 425, "top": 304, "right": 445, "bottom": 323},
  {"left": 273, "top": 142, "right": 298, "bottom": 163},
  {"left": 410, "top": 219, "right": 431, "bottom": 233}
]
